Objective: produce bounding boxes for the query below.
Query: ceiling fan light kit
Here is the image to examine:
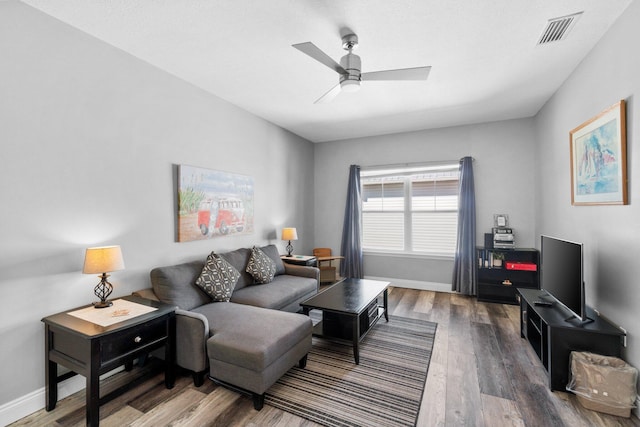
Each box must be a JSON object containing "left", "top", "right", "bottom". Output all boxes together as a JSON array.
[
  {"left": 339, "top": 45, "right": 362, "bottom": 92},
  {"left": 293, "top": 32, "right": 430, "bottom": 103},
  {"left": 340, "top": 79, "right": 361, "bottom": 92}
]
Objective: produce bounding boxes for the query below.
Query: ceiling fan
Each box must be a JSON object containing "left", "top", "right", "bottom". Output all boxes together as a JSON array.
[{"left": 292, "top": 33, "right": 431, "bottom": 104}]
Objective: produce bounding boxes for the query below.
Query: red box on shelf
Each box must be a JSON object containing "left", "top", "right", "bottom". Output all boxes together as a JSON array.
[{"left": 506, "top": 262, "right": 537, "bottom": 271}]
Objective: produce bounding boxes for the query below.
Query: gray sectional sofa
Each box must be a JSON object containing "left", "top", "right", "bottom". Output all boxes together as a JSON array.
[{"left": 133, "top": 244, "right": 319, "bottom": 409}]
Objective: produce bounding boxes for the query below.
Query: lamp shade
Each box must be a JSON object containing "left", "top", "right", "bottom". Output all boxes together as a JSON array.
[
  {"left": 281, "top": 228, "right": 298, "bottom": 241},
  {"left": 83, "top": 246, "right": 125, "bottom": 274}
]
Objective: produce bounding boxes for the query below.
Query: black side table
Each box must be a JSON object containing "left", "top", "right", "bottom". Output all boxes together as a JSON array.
[
  {"left": 281, "top": 255, "right": 317, "bottom": 266},
  {"left": 42, "top": 295, "right": 176, "bottom": 427}
]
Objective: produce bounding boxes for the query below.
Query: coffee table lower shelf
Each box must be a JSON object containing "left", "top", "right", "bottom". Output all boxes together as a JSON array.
[
  {"left": 301, "top": 278, "right": 390, "bottom": 365},
  {"left": 309, "top": 306, "right": 387, "bottom": 364}
]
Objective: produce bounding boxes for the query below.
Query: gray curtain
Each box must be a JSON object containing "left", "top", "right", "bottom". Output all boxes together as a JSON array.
[
  {"left": 452, "top": 156, "right": 476, "bottom": 294},
  {"left": 340, "top": 165, "right": 364, "bottom": 278}
]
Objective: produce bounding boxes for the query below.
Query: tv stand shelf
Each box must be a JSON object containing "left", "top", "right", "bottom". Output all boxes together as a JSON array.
[{"left": 518, "top": 288, "right": 625, "bottom": 391}]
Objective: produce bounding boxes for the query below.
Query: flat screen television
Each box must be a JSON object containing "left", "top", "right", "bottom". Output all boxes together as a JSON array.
[{"left": 540, "top": 235, "right": 589, "bottom": 322}]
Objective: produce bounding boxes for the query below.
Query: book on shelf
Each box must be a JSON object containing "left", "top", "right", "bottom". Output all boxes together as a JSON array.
[{"left": 478, "top": 249, "right": 502, "bottom": 268}]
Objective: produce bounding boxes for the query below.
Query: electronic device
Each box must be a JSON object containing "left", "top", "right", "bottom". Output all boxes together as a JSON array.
[
  {"left": 533, "top": 300, "right": 554, "bottom": 307},
  {"left": 484, "top": 233, "right": 493, "bottom": 249},
  {"left": 493, "top": 227, "right": 515, "bottom": 249},
  {"left": 540, "top": 235, "right": 591, "bottom": 323},
  {"left": 494, "top": 242, "right": 515, "bottom": 249}
]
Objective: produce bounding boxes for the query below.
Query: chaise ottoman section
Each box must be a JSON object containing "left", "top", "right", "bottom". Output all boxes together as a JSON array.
[{"left": 199, "top": 302, "right": 312, "bottom": 410}]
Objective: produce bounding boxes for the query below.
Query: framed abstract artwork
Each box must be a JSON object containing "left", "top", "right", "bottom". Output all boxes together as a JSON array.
[
  {"left": 177, "top": 165, "right": 254, "bottom": 242},
  {"left": 570, "top": 100, "right": 627, "bottom": 206}
]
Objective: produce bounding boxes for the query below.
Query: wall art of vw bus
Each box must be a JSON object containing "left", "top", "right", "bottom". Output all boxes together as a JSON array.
[{"left": 178, "top": 165, "right": 254, "bottom": 242}]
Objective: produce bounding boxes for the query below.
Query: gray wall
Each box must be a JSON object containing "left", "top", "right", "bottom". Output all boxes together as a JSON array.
[
  {"left": 0, "top": 1, "right": 314, "bottom": 412},
  {"left": 313, "top": 118, "right": 537, "bottom": 288},
  {"left": 534, "top": 0, "right": 640, "bottom": 385}
]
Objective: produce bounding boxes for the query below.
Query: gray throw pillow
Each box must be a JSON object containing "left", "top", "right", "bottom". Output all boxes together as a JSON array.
[
  {"left": 260, "top": 244, "right": 286, "bottom": 276},
  {"left": 246, "top": 246, "right": 276, "bottom": 284},
  {"left": 195, "top": 252, "right": 240, "bottom": 302}
]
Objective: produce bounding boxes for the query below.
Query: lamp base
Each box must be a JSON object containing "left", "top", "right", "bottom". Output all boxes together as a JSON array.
[
  {"left": 286, "top": 241, "right": 294, "bottom": 257},
  {"left": 93, "top": 273, "right": 114, "bottom": 309},
  {"left": 93, "top": 300, "right": 113, "bottom": 309}
]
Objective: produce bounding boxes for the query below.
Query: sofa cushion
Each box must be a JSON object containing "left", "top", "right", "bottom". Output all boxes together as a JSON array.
[
  {"left": 218, "top": 247, "right": 253, "bottom": 290},
  {"left": 150, "top": 260, "right": 208, "bottom": 310},
  {"left": 197, "top": 302, "right": 312, "bottom": 371},
  {"left": 259, "top": 244, "right": 286, "bottom": 276},
  {"left": 246, "top": 246, "right": 276, "bottom": 284},
  {"left": 230, "top": 274, "right": 317, "bottom": 310},
  {"left": 195, "top": 252, "right": 240, "bottom": 302}
]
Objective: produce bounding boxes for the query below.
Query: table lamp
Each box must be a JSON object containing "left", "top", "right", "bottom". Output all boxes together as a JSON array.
[
  {"left": 83, "top": 245, "right": 125, "bottom": 308},
  {"left": 281, "top": 228, "right": 298, "bottom": 257}
]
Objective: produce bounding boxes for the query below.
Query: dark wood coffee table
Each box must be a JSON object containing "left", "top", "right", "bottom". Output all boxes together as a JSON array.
[{"left": 300, "top": 278, "right": 389, "bottom": 364}]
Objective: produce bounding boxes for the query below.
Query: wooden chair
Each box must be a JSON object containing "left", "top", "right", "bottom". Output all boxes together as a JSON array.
[{"left": 313, "top": 248, "right": 343, "bottom": 284}]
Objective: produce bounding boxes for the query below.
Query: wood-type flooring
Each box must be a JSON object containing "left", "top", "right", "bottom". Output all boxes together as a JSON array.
[{"left": 12, "top": 288, "right": 640, "bottom": 427}]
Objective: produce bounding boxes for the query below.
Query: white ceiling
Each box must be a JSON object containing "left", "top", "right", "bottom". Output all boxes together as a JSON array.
[{"left": 22, "top": 0, "right": 631, "bottom": 143}]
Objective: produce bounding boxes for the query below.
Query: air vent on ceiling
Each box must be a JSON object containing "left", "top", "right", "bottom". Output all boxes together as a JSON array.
[{"left": 537, "top": 12, "right": 583, "bottom": 45}]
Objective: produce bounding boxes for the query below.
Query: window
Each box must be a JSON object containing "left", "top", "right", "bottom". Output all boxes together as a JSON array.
[{"left": 361, "top": 163, "right": 460, "bottom": 256}]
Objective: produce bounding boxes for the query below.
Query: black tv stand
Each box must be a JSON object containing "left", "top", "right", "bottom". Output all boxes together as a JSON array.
[{"left": 518, "top": 288, "right": 624, "bottom": 391}]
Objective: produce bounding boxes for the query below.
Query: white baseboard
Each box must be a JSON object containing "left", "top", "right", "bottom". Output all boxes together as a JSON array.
[
  {"left": 0, "top": 375, "right": 85, "bottom": 426},
  {"left": 364, "top": 276, "right": 452, "bottom": 293},
  {"left": 0, "top": 366, "right": 125, "bottom": 426}
]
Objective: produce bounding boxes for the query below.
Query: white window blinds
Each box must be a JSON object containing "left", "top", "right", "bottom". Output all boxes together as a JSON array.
[{"left": 361, "top": 163, "right": 460, "bottom": 255}]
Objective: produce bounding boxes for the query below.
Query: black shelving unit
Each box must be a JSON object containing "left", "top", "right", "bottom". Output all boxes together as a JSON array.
[{"left": 476, "top": 247, "right": 539, "bottom": 304}]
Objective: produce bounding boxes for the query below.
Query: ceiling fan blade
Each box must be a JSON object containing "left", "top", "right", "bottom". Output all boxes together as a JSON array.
[
  {"left": 314, "top": 83, "right": 341, "bottom": 104},
  {"left": 361, "top": 66, "right": 431, "bottom": 81},
  {"left": 292, "top": 42, "right": 347, "bottom": 75}
]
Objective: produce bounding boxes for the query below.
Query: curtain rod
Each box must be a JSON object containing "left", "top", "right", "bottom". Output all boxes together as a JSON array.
[{"left": 361, "top": 158, "right": 471, "bottom": 171}]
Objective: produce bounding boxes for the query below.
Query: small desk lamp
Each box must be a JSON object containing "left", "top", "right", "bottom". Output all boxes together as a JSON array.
[
  {"left": 281, "top": 228, "right": 298, "bottom": 257},
  {"left": 83, "top": 245, "right": 125, "bottom": 308}
]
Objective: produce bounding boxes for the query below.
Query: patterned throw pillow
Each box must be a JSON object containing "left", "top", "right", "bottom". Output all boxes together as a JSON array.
[
  {"left": 246, "top": 246, "right": 276, "bottom": 284},
  {"left": 195, "top": 252, "right": 240, "bottom": 302}
]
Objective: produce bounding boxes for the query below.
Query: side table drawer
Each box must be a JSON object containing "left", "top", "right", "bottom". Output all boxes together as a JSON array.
[{"left": 101, "top": 317, "right": 167, "bottom": 365}]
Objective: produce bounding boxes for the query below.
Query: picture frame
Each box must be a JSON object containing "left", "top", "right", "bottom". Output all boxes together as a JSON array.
[
  {"left": 570, "top": 100, "right": 627, "bottom": 206},
  {"left": 177, "top": 165, "right": 254, "bottom": 242},
  {"left": 493, "top": 214, "right": 509, "bottom": 228}
]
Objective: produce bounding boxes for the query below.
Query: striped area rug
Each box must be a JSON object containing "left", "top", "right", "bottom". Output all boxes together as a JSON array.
[{"left": 265, "top": 315, "right": 437, "bottom": 427}]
